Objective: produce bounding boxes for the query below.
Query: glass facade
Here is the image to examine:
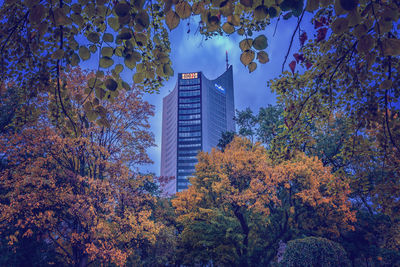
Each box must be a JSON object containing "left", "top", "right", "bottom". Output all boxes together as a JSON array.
[
  {"left": 161, "top": 67, "right": 235, "bottom": 195},
  {"left": 176, "top": 72, "right": 202, "bottom": 192}
]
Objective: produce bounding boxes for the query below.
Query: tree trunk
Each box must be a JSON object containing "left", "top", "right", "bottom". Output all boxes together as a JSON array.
[{"left": 233, "top": 204, "right": 249, "bottom": 267}]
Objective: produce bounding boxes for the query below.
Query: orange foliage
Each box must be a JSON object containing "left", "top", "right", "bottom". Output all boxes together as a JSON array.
[
  {"left": 173, "top": 137, "right": 355, "bottom": 237},
  {"left": 0, "top": 68, "right": 159, "bottom": 266}
]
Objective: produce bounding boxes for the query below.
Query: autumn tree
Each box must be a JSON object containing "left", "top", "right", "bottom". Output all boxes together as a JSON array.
[
  {"left": 172, "top": 136, "right": 355, "bottom": 266},
  {"left": 268, "top": 0, "right": 400, "bottom": 261},
  {"left": 0, "top": 68, "right": 160, "bottom": 266}
]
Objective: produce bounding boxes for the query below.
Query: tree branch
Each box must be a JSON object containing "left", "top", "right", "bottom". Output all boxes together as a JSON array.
[{"left": 282, "top": 9, "right": 305, "bottom": 72}]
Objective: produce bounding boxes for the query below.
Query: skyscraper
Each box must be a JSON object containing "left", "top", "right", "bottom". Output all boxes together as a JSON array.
[{"left": 161, "top": 66, "right": 235, "bottom": 194}]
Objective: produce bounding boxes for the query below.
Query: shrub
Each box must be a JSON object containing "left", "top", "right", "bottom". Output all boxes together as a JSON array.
[{"left": 279, "top": 236, "right": 351, "bottom": 267}]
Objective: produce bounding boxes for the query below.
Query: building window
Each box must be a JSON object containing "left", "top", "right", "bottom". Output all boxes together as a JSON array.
[
  {"left": 179, "top": 103, "right": 201, "bottom": 108},
  {"left": 177, "top": 181, "right": 189, "bottom": 187},
  {"left": 179, "top": 125, "right": 201, "bottom": 132},
  {"left": 178, "top": 149, "right": 199, "bottom": 155},
  {"left": 180, "top": 85, "right": 201, "bottom": 91},
  {"left": 179, "top": 114, "right": 201, "bottom": 120},
  {"left": 179, "top": 144, "right": 201, "bottom": 149},
  {"left": 178, "top": 162, "right": 197, "bottom": 166},
  {"left": 179, "top": 108, "right": 201, "bottom": 115},
  {"left": 178, "top": 131, "right": 201, "bottom": 137},
  {"left": 179, "top": 97, "right": 200, "bottom": 103},
  {"left": 178, "top": 137, "right": 201, "bottom": 142},
  {"left": 179, "top": 78, "right": 200, "bottom": 85},
  {"left": 179, "top": 90, "right": 200, "bottom": 97},
  {"left": 178, "top": 156, "right": 197, "bottom": 160},
  {"left": 179, "top": 119, "right": 201, "bottom": 125}
]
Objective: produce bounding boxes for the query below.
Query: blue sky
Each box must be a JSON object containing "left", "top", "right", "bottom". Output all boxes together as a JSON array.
[{"left": 140, "top": 16, "right": 304, "bottom": 175}]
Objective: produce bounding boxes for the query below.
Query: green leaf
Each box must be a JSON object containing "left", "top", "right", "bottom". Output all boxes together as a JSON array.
[
  {"left": 239, "top": 38, "right": 253, "bottom": 51},
  {"left": 117, "top": 28, "right": 132, "bottom": 40},
  {"left": 96, "top": 71, "right": 104, "bottom": 78},
  {"left": 331, "top": 17, "right": 348, "bottom": 34},
  {"left": 240, "top": 50, "right": 255, "bottom": 66},
  {"left": 133, "top": 72, "right": 145, "bottom": 83},
  {"left": 175, "top": 1, "right": 191, "bottom": 19},
  {"left": 357, "top": 34, "right": 374, "bottom": 54},
  {"left": 254, "top": 5, "right": 268, "bottom": 21},
  {"left": 54, "top": 8, "right": 70, "bottom": 25},
  {"left": 108, "top": 17, "right": 120, "bottom": 31},
  {"left": 133, "top": 0, "right": 145, "bottom": 9},
  {"left": 383, "top": 38, "right": 400, "bottom": 56},
  {"left": 222, "top": 22, "right": 235, "bottom": 34},
  {"left": 102, "top": 33, "right": 114, "bottom": 43},
  {"left": 163, "top": 64, "right": 174, "bottom": 77},
  {"left": 135, "top": 11, "right": 150, "bottom": 30},
  {"left": 51, "top": 49, "right": 64, "bottom": 60},
  {"left": 29, "top": 4, "right": 46, "bottom": 24},
  {"left": 97, "top": 117, "right": 111, "bottom": 128},
  {"left": 114, "top": 64, "right": 124, "bottom": 74},
  {"left": 192, "top": 2, "right": 205, "bottom": 14},
  {"left": 96, "top": 106, "right": 107, "bottom": 117},
  {"left": 71, "top": 3, "right": 82, "bottom": 13},
  {"left": 105, "top": 78, "right": 118, "bottom": 91},
  {"left": 380, "top": 79, "right": 393, "bottom": 90},
  {"left": 87, "top": 32, "right": 100, "bottom": 43},
  {"left": 88, "top": 77, "right": 97, "bottom": 88},
  {"left": 71, "top": 13, "right": 84, "bottom": 27},
  {"left": 121, "top": 81, "right": 130, "bottom": 90},
  {"left": 124, "top": 55, "right": 136, "bottom": 69},
  {"left": 101, "top": 47, "right": 114, "bottom": 57},
  {"left": 89, "top": 45, "right": 97, "bottom": 53},
  {"left": 306, "top": 0, "right": 319, "bottom": 12},
  {"left": 87, "top": 110, "right": 98, "bottom": 122},
  {"left": 340, "top": 0, "right": 357, "bottom": 11},
  {"left": 253, "top": 35, "right": 268, "bottom": 50},
  {"left": 156, "top": 65, "right": 165, "bottom": 77},
  {"left": 135, "top": 33, "right": 147, "bottom": 46},
  {"left": 268, "top": 7, "right": 278, "bottom": 18},
  {"left": 240, "top": 0, "right": 253, "bottom": 8},
  {"left": 95, "top": 87, "right": 106, "bottom": 100},
  {"left": 115, "top": 3, "right": 130, "bottom": 17},
  {"left": 248, "top": 62, "right": 257, "bottom": 73},
  {"left": 70, "top": 53, "right": 80, "bottom": 66},
  {"left": 99, "top": 57, "right": 114, "bottom": 68},
  {"left": 166, "top": 11, "right": 180, "bottom": 30},
  {"left": 227, "top": 14, "right": 240, "bottom": 26},
  {"left": 257, "top": 51, "right": 269, "bottom": 64}
]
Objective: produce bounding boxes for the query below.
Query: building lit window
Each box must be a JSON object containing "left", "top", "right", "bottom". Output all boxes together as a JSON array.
[
  {"left": 179, "top": 131, "right": 201, "bottom": 137},
  {"left": 181, "top": 73, "right": 198, "bottom": 79},
  {"left": 179, "top": 119, "right": 201, "bottom": 125},
  {"left": 179, "top": 114, "right": 201, "bottom": 120}
]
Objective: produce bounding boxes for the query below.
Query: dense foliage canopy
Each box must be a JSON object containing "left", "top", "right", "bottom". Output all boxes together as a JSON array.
[{"left": 1, "top": 0, "right": 400, "bottom": 265}]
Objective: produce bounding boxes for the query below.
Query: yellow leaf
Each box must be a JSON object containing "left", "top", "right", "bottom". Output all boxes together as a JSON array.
[{"left": 166, "top": 11, "right": 180, "bottom": 30}]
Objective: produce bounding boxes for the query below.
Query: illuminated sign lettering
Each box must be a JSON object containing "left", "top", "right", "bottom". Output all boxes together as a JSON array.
[
  {"left": 215, "top": 83, "right": 225, "bottom": 93},
  {"left": 182, "top": 73, "right": 198, "bottom": 79}
]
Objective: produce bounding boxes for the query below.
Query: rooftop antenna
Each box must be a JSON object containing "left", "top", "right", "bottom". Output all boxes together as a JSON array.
[{"left": 226, "top": 50, "right": 229, "bottom": 70}]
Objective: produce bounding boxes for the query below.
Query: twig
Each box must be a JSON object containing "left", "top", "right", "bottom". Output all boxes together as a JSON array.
[
  {"left": 273, "top": 15, "right": 281, "bottom": 37},
  {"left": 55, "top": 0, "right": 77, "bottom": 134},
  {"left": 0, "top": 11, "right": 29, "bottom": 78},
  {"left": 384, "top": 56, "right": 400, "bottom": 154},
  {"left": 328, "top": 41, "right": 358, "bottom": 85},
  {"left": 281, "top": 9, "right": 305, "bottom": 72}
]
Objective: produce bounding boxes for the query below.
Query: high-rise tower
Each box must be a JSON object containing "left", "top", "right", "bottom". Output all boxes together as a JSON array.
[{"left": 161, "top": 66, "right": 235, "bottom": 194}]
